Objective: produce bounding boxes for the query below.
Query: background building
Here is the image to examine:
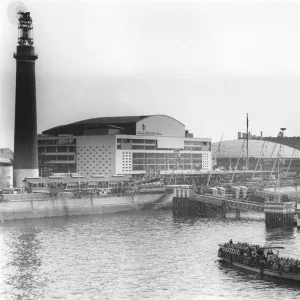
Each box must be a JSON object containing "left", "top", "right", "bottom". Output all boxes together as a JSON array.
[
  {"left": 238, "top": 131, "right": 300, "bottom": 151},
  {"left": 0, "top": 158, "right": 13, "bottom": 189},
  {"left": 38, "top": 115, "right": 212, "bottom": 177},
  {"left": 212, "top": 139, "right": 300, "bottom": 174}
]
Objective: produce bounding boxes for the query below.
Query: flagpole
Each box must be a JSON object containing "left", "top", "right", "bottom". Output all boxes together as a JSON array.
[
  {"left": 278, "top": 152, "right": 279, "bottom": 192},
  {"left": 278, "top": 145, "right": 281, "bottom": 192},
  {"left": 246, "top": 113, "right": 249, "bottom": 170}
]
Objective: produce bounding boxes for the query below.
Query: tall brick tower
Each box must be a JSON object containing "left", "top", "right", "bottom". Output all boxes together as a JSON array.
[{"left": 13, "top": 11, "right": 38, "bottom": 187}]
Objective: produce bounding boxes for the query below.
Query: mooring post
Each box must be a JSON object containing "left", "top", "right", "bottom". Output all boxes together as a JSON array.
[
  {"left": 264, "top": 199, "right": 295, "bottom": 228},
  {"left": 222, "top": 200, "right": 226, "bottom": 218}
]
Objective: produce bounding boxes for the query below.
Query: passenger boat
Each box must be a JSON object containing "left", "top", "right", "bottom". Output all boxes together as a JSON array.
[{"left": 217, "top": 242, "right": 300, "bottom": 281}]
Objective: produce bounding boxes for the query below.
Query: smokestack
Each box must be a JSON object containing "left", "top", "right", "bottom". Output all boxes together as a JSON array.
[
  {"left": 13, "top": 12, "right": 38, "bottom": 187},
  {"left": 238, "top": 132, "right": 241, "bottom": 139}
]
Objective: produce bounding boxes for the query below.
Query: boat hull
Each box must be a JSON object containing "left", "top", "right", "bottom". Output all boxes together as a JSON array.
[{"left": 219, "top": 258, "right": 300, "bottom": 281}]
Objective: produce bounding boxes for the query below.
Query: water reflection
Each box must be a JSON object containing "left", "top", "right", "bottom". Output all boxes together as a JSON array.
[
  {"left": 265, "top": 227, "right": 296, "bottom": 242},
  {"left": 0, "top": 211, "right": 300, "bottom": 299},
  {"left": 4, "top": 227, "right": 45, "bottom": 300}
]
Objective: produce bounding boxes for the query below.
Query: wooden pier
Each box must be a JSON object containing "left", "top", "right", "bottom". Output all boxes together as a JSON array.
[
  {"left": 173, "top": 188, "right": 264, "bottom": 218},
  {"left": 173, "top": 186, "right": 296, "bottom": 228}
]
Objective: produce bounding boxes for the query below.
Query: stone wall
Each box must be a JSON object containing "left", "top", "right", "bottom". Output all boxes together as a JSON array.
[{"left": 0, "top": 193, "right": 165, "bottom": 221}]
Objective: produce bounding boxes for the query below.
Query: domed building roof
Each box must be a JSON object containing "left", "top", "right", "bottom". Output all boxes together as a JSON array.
[{"left": 212, "top": 139, "right": 300, "bottom": 158}]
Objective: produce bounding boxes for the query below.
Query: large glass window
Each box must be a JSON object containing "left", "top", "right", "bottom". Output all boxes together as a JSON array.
[
  {"left": 132, "top": 139, "right": 145, "bottom": 144},
  {"left": 38, "top": 147, "right": 46, "bottom": 153},
  {"left": 133, "top": 159, "right": 144, "bottom": 164},
  {"left": 122, "top": 139, "right": 131, "bottom": 143},
  {"left": 133, "top": 153, "right": 145, "bottom": 158},
  {"left": 57, "top": 146, "right": 68, "bottom": 152},
  {"left": 132, "top": 145, "right": 144, "bottom": 150},
  {"left": 145, "top": 140, "right": 156, "bottom": 144},
  {"left": 68, "top": 146, "right": 76, "bottom": 152},
  {"left": 133, "top": 165, "right": 145, "bottom": 171},
  {"left": 132, "top": 152, "right": 204, "bottom": 172},
  {"left": 145, "top": 159, "right": 156, "bottom": 164},
  {"left": 145, "top": 145, "right": 156, "bottom": 150},
  {"left": 46, "top": 147, "right": 56, "bottom": 153},
  {"left": 57, "top": 155, "right": 68, "bottom": 161},
  {"left": 57, "top": 138, "right": 76, "bottom": 145}
]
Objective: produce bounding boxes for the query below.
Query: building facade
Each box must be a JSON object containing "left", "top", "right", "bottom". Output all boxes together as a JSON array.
[
  {"left": 38, "top": 115, "right": 212, "bottom": 177},
  {"left": 212, "top": 139, "right": 300, "bottom": 174}
]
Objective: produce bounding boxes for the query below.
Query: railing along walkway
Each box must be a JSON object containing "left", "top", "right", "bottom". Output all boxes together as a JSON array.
[{"left": 194, "top": 194, "right": 264, "bottom": 212}]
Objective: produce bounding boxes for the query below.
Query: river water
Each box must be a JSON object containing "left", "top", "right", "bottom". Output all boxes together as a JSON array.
[{"left": 0, "top": 210, "right": 299, "bottom": 300}]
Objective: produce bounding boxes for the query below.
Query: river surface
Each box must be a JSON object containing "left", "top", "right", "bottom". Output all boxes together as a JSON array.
[{"left": 0, "top": 210, "right": 299, "bottom": 300}]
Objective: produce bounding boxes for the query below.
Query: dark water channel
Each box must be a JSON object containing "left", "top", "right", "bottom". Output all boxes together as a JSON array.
[{"left": 0, "top": 210, "right": 299, "bottom": 299}]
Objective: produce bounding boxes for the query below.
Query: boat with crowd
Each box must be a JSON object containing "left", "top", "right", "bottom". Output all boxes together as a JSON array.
[{"left": 217, "top": 241, "right": 300, "bottom": 281}]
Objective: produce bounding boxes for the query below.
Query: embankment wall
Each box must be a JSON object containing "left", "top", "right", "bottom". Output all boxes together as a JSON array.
[{"left": 0, "top": 193, "right": 164, "bottom": 221}]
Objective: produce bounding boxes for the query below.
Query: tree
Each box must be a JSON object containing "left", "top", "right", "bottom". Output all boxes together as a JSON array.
[{"left": 0, "top": 168, "right": 10, "bottom": 190}]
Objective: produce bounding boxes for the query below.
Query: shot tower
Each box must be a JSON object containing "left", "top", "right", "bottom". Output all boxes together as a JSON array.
[{"left": 13, "top": 11, "right": 38, "bottom": 187}]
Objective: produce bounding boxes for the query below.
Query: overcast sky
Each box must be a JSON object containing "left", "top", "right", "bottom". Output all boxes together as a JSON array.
[{"left": 1, "top": 0, "right": 300, "bottom": 150}]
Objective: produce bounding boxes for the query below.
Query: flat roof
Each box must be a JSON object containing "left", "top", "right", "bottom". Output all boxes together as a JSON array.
[{"left": 24, "top": 176, "right": 131, "bottom": 184}]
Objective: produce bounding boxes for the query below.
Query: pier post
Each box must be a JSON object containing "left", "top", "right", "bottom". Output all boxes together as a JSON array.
[
  {"left": 188, "top": 199, "right": 196, "bottom": 217},
  {"left": 264, "top": 200, "right": 295, "bottom": 228},
  {"left": 173, "top": 187, "right": 195, "bottom": 217},
  {"left": 178, "top": 189, "right": 183, "bottom": 215},
  {"left": 221, "top": 200, "right": 226, "bottom": 218}
]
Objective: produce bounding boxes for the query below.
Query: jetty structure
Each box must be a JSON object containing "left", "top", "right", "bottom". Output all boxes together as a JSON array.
[
  {"left": 172, "top": 185, "right": 298, "bottom": 228},
  {"left": 13, "top": 9, "right": 39, "bottom": 187}
]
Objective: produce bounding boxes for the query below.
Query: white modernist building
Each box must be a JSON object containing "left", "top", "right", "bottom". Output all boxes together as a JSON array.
[{"left": 38, "top": 115, "right": 212, "bottom": 177}]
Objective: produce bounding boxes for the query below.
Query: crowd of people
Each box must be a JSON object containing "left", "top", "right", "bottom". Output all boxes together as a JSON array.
[{"left": 219, "top": 240, "right": 300, "bottom": 274}]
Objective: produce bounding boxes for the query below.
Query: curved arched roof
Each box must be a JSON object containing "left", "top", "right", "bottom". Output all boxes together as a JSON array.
[
  {"left": 212, "top": 139, "right": 300, "bottom": 158},
  {"left": 42, "top": 115, "right": 151, "bottom": 135},
  {"left": 42, "top": 115, "right": 185, "bottom": 136}
]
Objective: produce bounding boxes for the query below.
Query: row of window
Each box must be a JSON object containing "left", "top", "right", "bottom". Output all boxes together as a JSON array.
[
  {"left": 132, "top": 153, "right": 202, "bottom": 159},
  {"left": 38, "top": 146, "right": 76, "bottom": 153},
  {"left": 117, "top": 139, "right": 157, "bottom": 144},
  {"left": 133, "top": 158, "right": 202, "bottom": 164},
  {"left": 132, "top": 163, "right": 202, "bottom": 171},
  {"left": 38, "top": 139, "right": 76, "bottom": 145},
  {"left": 39, "top": 155, "right": 75, "bottom": 161},
  {"left": 184, "top": 141, "right": 210, "bottom": 146},
  {"left": 118, "top": 145, "right": 156, "bottom": 150},
  {"left": 39, "top": 163, "right": 76, "bottom": 177},
  {"left": 184, "top": 147, "right": 203, "bottom": 151}
]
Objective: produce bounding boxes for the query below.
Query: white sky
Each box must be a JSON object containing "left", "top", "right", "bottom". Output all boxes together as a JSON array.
[{"left": 1, "top": 0, "right": 300, "bottom": 150}]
